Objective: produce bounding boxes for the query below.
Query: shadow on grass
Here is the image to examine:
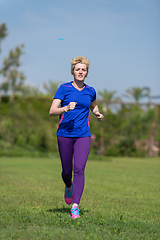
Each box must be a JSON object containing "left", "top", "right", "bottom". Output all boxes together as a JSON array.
[
  {"left": 47, "top": 207, "right": 70, "bottom": 213},
  {"left": 47, "top": 207, "right": 89, "bottom": 215}
]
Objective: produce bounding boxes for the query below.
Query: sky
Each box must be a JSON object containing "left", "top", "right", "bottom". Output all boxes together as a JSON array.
[{"left": 0, "top": 0, "right": 160, "bottom": 102}]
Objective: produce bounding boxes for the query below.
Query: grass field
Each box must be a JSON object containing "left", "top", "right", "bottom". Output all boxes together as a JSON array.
[{"left": 0, "top": 156, "right": 160, "bottom": 240}]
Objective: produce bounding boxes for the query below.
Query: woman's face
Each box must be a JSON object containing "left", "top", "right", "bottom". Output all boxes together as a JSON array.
[{"left": 73, "top": 63, "right": 87, "bottom": 81}]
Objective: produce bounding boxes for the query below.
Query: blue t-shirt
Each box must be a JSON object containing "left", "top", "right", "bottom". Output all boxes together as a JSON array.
[{"left": 54, "top": 82, "right": 96, "bottom": 137}]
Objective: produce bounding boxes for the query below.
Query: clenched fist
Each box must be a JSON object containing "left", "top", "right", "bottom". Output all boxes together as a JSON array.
[
  {"left": 96, "top": 112, "right": 104, "bottom": 121},
  {"left": 64, "top": 102, "right": 77, "bottom": 112}
]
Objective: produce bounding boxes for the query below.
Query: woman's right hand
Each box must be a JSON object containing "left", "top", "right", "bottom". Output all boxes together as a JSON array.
[
  {"left": 49, "top": 99, "right": 77, "bottom": 116},
  {"left": 65, "top": 102, "right": 77, "bottom": 112}
]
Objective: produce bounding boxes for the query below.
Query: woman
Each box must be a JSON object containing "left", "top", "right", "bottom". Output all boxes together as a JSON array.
[{"left": 49, "top": 56, "right": 104, "bottom": 219}]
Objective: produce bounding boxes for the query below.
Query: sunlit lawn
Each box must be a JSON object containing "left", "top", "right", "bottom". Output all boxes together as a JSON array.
[{"left": 0, "top": 156, "right": 160, "bottom": 239}]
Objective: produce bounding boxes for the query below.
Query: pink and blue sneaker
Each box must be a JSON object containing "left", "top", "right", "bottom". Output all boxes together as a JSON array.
[
  {"left": 64, "top": 183, "right": 73, "bottom": 205},
  {"left": 70, "top": 205, "right": 80, "bottom": 219}
]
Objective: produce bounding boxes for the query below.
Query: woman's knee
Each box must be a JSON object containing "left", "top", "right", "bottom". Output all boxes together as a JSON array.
[
  {"left": 74, "top": 165, "right": 85, "bottom": 176},
  {"left": 62, "top": 172, "right": 72, "bottom": 180}
]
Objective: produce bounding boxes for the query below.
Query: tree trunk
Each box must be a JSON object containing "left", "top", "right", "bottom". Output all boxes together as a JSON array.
[
  {"left": 10, "top": 92, "right": 14, "bottom": 102},
  {"left": 147, "top": 120, "right": 156, "bottom": 157},
  {"left": 100, "top": 127, "right": 105, "bottom": 155}
]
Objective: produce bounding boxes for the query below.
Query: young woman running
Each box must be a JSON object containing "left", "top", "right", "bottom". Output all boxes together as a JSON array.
[{"left": 49, "top": 56, "right": 104, "bottom": 218}]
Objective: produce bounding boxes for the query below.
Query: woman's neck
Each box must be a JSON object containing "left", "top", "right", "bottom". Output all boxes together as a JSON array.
[{"left": 72, "top": 79, "right": 85, "bottom": 89}]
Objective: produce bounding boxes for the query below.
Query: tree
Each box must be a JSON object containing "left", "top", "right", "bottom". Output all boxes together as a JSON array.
[
  {"left": 0, "top": 23, "right": 8, "bottom": 53},
  {"left": 147, "top": 120, "right": 156, "bottom": 157},
  {"left": 0, "top": 23, "right": 8, "bottom": 102},
  {"left": 124, "top": 87, "right": 149, "bottom": 103},
  {"left": 21, "top": 84, "right": 42, "bottom": 97},
  {"left": 1, "top": 45, "right": 25, "bottom": 101},
  {"left": 98, "top": 89, "right": 121, "bottom": 155},
  {"left": 98, "top": 89, "right": 121, "bottom": 114},
  {"left": 43, "top": 80, "right": 60, "bottom": 97},
  {"left": 0, "top": 81, "right": 9, "bottom": 103},
  {"left": 98, "top": 89, "right": 120, "bottom": 102},
  {"left": 0, "top": 81, "right": 9, "bottom": 94}
]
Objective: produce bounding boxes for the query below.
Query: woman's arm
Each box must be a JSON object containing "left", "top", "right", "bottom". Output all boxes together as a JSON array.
[
  {"left": 90, "top": 100, "right": 104, "bottom": 121},
  {"left": 49, "top": 99, "right": 77, "bottom": 117}
]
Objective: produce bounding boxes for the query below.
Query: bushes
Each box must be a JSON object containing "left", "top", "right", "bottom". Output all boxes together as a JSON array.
[
  {"left": 0, "top": 97, "right": 159, "bottom": 157},
  {"left": 0, "top": 97, "right": 59, "bottom": 156},
  {"left": 90, "top": 104, "right": 160, "bottom": 157}
]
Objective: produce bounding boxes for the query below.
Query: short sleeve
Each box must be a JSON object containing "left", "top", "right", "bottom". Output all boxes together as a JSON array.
[
  {"left": 91, "top": 88, "right": 96, "bottom": 102},
  {"left": 54, "top": 85, "right": 65, "bottom": 101}
]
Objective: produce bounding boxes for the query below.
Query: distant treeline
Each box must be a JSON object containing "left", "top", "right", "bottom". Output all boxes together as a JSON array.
[{"left": 0, "top": 95, "right": 159, "bottom": 157}]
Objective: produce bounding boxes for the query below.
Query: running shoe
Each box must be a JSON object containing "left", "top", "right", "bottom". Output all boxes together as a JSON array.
[
  {"left": 70, "top": 205, "right": 80, "bottom": 219},
  {"left": 64, "top": 183, "right": 73, "bottom": 205}
]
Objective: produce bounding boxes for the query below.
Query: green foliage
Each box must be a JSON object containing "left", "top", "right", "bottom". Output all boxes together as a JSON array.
[
  {"left": 43, "top": 80, "right": 60, "bottom": 97},
  {"left": 0, "top": 157, "right": 160, "bottom": 239},
  {"left": 98, "top": 89, "right": 120, "bottom": 102},
  {"left": 0, "top": 23, "right": 8, "bottom": 52},
  {"left": 0, "top": 96, "right": 160, "bottom": 157},
  {"left": 0, "top": 96, "right": 59, "bottom": 156},
  {"left": 90, "top": 103, "right": 160, "bottom": 157},
  {"left": 124, "top": 86, "right": 150, "bottom": 103},
  {"left": 0, "top": 45, "right": 25, "bottom": 101}
]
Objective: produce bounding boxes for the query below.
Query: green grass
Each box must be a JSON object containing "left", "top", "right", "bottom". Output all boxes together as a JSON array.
[{"left": 0, "top": 156, "right": 160, "bottom": 240}]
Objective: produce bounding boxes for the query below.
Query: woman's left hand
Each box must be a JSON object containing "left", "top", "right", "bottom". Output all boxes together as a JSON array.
[{"left": 96, "top": 112, "right": 104, "bottom": 121}]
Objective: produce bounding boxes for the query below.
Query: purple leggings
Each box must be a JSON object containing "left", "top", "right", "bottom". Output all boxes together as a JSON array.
[{"left": 57, "top": 136, "right": 91, "bottom": 204}]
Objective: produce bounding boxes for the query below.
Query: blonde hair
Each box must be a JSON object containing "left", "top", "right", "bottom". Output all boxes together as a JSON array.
[{"left": 71, "top": 56, "right": 90, "bottom": 75}]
